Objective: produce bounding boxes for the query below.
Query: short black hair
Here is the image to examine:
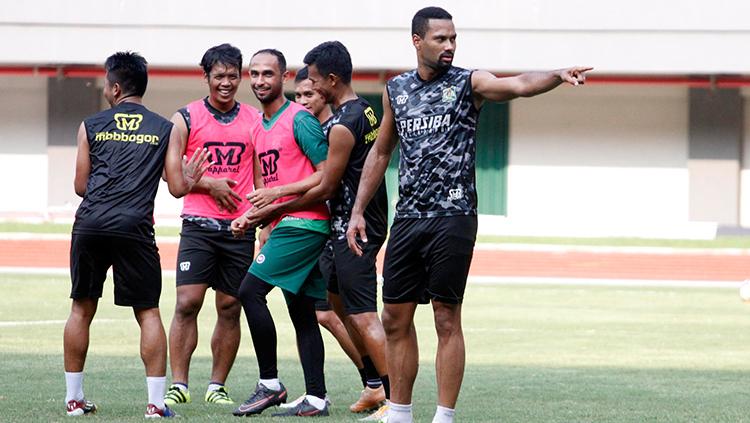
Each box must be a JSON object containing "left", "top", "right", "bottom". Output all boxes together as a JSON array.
[
  {"left": 200, "top": 43, "right": 243, "bottom": 75},
  {"left": 295, "top": 66, "right": 309, "bottom": 83},
  {"left": 251, "top": 49, "right": 287, "bottom": 73},
  {"left": 412, "top": 6, "right": 453, "bottom": 38},
  {"left": 104, "top": 51, "right": 148, "bottom": 97},
  {"left": 303, "top": 41, "right": 352, "bottom": 84}
]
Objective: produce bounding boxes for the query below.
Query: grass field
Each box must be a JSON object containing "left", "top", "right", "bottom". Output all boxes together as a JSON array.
[{"left": 2, "top": 274, "right": 750, "bottom": 422}]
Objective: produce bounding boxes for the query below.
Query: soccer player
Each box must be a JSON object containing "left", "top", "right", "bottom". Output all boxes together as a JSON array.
[
  {"left": 294, "top": 66, "right": 333, "bottom": 124},
  {"left": 63, "top": 51, "right": 209, "bottom": 418},
  {"left": 345, "top": 7, "right": 592, "bottom": 423},
  {"left": 230, "top": 49, "right": 330, "bottom": 417},
  {"left": 278, "top": 67, "right": 369, "bottom": 409},
  {"left": 244, "top": 42, "right": 392, "bottom": 419},
  {"left": 287, "top": 64, "right": 388, "bottom": 415},
  {"left": 163, "top": 43, "right": 259, "bottom": 407}
]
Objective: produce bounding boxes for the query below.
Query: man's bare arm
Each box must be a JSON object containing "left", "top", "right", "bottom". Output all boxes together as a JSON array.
[
  {"left": 472, "top": 66, "right": 592, "bottom": 108},
  {"left": 73, "top": 122, "right": 90, "bottom": 197},
  {"left": 346, "top": 86, "right": 399, "bottom": 255}
]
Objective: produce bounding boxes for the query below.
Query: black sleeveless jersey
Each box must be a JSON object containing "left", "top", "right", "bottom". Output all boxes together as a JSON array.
[
  {"left": 73, "top": 102, "right": 173, "bottom": 241},
  {"left": 327, "top": 97, "right": 388, "bottom": 241},
  {"left": 386, "top": 66, "right": 479, "bottom": 219}
]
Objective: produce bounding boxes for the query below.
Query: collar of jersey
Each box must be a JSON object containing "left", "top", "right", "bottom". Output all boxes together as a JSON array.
[{"left": 261, "top": 99, "right": 291, "bottom": 130}]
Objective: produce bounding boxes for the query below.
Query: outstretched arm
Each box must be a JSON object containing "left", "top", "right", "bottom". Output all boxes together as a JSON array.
[
  {"left": 346, "top": 86, "right": 399, "bottom": 256},
  {"left": 472, "top": 66, "right": 592, "bottom": 108}
]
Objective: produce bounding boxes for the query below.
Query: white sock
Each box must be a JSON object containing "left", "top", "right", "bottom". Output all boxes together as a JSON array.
[
  {"left": 305, "top": 394, "right": 326, "bottom": 410},
  {"left": 432, "top": 405, "right": 456, "bottom": 423},
  {"left": 147, "top": 376, "right": 166, "bottom": 409},
  {"left": 65, "top": 371, "right": 84, "bottom": 403},
  {"left": 259, "top": 378, "right": 281, "bottom": 391},
  {"left": 207, "top": 382, "right": 224, "bottom": 392},
  {"left": 388, "top": 401, "right": 413, "bottom": 423}
]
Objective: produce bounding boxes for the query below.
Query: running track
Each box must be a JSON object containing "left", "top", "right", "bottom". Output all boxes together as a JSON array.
[{"left": 2, "top": 237, "right": 750, "bottom": 282}]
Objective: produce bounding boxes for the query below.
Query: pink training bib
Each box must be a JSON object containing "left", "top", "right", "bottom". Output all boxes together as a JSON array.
[
  {"left": 182, "top": 100, "right": 260, "bottom": 219},
  {"left": 251, "top": 101, "right": 329, "bottom": 225}
]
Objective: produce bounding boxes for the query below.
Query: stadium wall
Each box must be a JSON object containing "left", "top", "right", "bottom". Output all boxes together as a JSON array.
[{"left": 1, "top": 0, "right": 750, "bottom": 237}]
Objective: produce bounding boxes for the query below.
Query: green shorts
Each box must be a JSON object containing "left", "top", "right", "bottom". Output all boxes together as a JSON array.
[{"left": 249, "top": 218, "right": 329, "bottom": 301}]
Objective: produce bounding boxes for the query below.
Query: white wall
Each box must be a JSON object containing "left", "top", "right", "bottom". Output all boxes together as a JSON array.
[
  {"left": 3, "top": 0, "right": 750, "bottom": 74},
  {"left": 0, "top": 77, "right": 48, "bottom": 214},
  {"left": 507, "top": 85, "right": 690, "bottom": 234},
  {"left": 740, "top": 88, "right": 750, "bottom": 227}
]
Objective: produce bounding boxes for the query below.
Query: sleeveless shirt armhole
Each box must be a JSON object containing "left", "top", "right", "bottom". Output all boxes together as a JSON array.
[
  {"left": 467, "top": 70, "right": 481, "bottom": 113},
  {"left": 384, "top": 82, "right": 396, "bottom": 114},
  {"left": 178, "top": 107, "right": 191, "bottom": 136}
]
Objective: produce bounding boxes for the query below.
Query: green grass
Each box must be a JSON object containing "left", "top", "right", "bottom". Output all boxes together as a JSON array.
[
  {"left": 2, "top": 274, "right": 750, "bottom": 421},
  {"left": 2, "top": 221, "right": 750, "bottom": 248}
]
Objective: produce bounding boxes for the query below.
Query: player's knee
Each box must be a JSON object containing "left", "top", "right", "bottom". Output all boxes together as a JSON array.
[
  {"left": 237, "top": 274, "right": 266, "bottom": 305},
  {"left": 433, "top": 304, "right": 462, "bottom": 338},
  {"left": 316, "top": 310, "right": 335, "bottom": 328},
  {"left": 216, "top": 297, "right": 242, "bottom": 320},
  {"left": 71, "top": 299, "right": 98, "bottom": 321},
  {"left": 174, "top": 296, "right": 203, "bottom": 319},
  {"left": 381, "top": 309, "right": 406, "bottom": 337}
]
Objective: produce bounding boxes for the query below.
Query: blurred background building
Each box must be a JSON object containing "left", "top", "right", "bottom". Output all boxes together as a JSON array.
[{"left": 2, "top": 0, "right": 750, "bottom": 238}]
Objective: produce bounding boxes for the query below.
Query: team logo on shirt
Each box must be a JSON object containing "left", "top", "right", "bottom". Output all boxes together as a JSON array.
[
  {"left": 448, "top": 188, "right": 464, "bottom": 201},
  {"left": 258, "top": 149, "right": 280, "bottom": 183},
  {"left": 179, "top": 261, "right": 191, "bottom": 271},
  {"left": 255, "top": 254, "right": 266, "bottom": 264},
  {"left": 395, "top": 94, "right": 409, "bottom": 105},
  {"left": 364, "top": 107, "right": 378, "bottom": 127},
  {"left": 442, "top": 86, "right": 457, "bottom": 103},
  {"left": 113, "top": 113, "right": 143, "bottom": 130},
  {"left": 203, "top": 141, "right": 246, "bottom": 173},
  {"left": 398, "top": 113, "right": 452, "bottom": 137}
]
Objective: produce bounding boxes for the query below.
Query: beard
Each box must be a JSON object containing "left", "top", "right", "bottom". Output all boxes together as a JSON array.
[
  {"left": 426, "top": 53, "right": 453, "bottom": 73},
  {"left": 254, "top": 86, "right": 281, "bottom": 104}
]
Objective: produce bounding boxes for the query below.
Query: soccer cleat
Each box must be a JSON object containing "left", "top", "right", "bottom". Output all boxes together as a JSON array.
[
  {"left": 66, "top": 399, "right": 97, "bottom": 416},
  {"left": 280, "top": 394, "right": 331, "bottom": 409},
  {"left": 205, "top": 386, "right": 234, "bottom": 404},
  {"left": 350, "top": 386, "right": 385, "bottom": 413},
  {"left": 278, "top": 394, "right": 306, "bottom": 409},
  {"left": 359, "top": 404, "right": 389, "bottom": 422},
  {"left": 271, "top": 398, "right": 329, "bottom": 417},
  {"left": 145, "top": 403, "right": 177, "bottom": 418},
  {"left": 232, "top": 382, "right": 288, "bottom": 416},
  {"left": 163, "top": 384, "right": 191, "bottom": 405}
]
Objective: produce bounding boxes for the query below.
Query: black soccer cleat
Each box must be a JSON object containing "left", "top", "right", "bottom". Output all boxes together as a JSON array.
[{"left": 232, "top": 382, "right": 287, "bottom": 416}]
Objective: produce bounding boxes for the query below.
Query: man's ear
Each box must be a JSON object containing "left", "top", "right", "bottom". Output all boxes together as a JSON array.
[{"left": 412, "top": 33, "right": 422, "bottom": 50}]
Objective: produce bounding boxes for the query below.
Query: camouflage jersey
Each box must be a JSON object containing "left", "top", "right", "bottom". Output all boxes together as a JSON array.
[
  {"left": 326, "top": 97, "right": 388, "bottom": 241},
  {"left": 386, "top": 66, "right": 479, "bottom": 219}
]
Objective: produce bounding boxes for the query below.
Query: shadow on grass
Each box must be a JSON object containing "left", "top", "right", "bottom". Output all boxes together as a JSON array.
[{"left": 2, "top": 354, "right": 749, "bottom": 422}]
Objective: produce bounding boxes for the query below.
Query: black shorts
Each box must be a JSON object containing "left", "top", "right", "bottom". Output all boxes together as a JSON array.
[
  {"left": 314, "top": 299, "right": 332, "bottom": 311},
  {"left": 176, "top": 220, "right": 255, "bottom": 298},
  {"left": 314, "top": 244, "right": 333, "bottom": 311},
  {"left": 382, "top": 215, "right": 477, "bottom": 304},
  {"left": 318, "top": 240, "right": 337, "bottom": 294},
  {"left": 70, "top": 233, "right": 162, "bottom": 308},
  {"left": 320, "top": 237, "right": 384, "bottom": 315}
]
